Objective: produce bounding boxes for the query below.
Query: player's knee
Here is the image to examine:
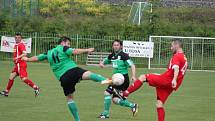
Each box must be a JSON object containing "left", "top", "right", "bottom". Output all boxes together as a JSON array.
[
  {"left": 66, "top": 94, "right": 74, "bottom": 101},
  {"left": 104, "top": 91, "right": 111, "bottom": 96},
  {"left": 139, "top": 74, "right": 146, "bottom": 82},
  {"left": 156, "top": 100, "right": 163, "bottom": 108},
  {"left": 112, "top": 97, "right": 120, "bottom": 104},
  {"left": 21, "top": 77, "right": 28, "bottom": 81},
  {"left": 82, "top": 71, "right": 92, "bottom": 80}
]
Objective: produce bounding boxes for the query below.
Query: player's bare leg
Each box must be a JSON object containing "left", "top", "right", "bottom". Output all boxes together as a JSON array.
[
  {"left": 21, "top": 77, "right": 40, "bottom": 97},
  {"left": 123, "top": 74, "right": 146, "bottom": 97},
  {"left": 82, "top": 71, "right": 112, "bottom": 84},
  {"left": 67, "top": 93, "right": 80, "bottom": 121},
  {"left": 0, "top": 72, "right": 17, "bottom": 97},
  {"left": 156, "top": 100, "right": 165, "bottom": 121}
]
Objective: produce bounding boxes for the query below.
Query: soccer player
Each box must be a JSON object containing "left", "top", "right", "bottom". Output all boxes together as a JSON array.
[
  {"left": 121, "top": 39, "right": 188, "bottom": 121},
  {"left": 0, "top": 33, "right": 40, "bottom": 97},
  {"left": 98, "top": 39, "right": 138, "bottom": 119},
  {"left": 22, "top": 36, "right": 111, "bottom": 121}
]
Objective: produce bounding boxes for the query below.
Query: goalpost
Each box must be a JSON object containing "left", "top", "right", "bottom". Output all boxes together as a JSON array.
[
  {"left": 149, "top": 36, "right": 215, "bottom": 71},
  {"left": 128, "top": 2, "right": 152, "bottom": 25}
]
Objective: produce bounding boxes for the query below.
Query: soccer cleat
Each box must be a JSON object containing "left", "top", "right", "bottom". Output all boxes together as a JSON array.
[
  {"left": 97, "top": 113, "right": 109, "bottom": 119},
  {"left": 34, "top": 87, "right": 40, "bottom": 97},
  {"left": 131, "top": 103, "right": 139, "bottom": 117},
  {"left": 0, "top": 91, "right": 9, "bottom": 97},
  {"left": 101, "top": 79, "right": 113, "bottom": 85}
]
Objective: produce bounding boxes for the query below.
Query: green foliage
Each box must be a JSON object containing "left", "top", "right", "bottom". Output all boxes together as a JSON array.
[{"left": 0, "top": 2, "right": 214, "bottom": 37}]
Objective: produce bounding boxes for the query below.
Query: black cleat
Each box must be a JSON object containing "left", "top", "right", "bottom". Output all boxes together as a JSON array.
[
  {"left": 34, "top": 87, "right": 40, "bottom": 97},
  {"left": 97, "top": 113, "right": 109, "bottom": 119},
  {"left": 131, "top": 103, "right": 139, "bottom": 117},
  {"left": 0, "top": 91, "right": 9, "bottom": 97}
]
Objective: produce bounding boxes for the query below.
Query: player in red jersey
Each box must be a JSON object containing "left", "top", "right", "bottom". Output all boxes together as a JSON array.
[
  {"left": 121, "top": 39, "right": 188, "bottom": 121},
  {"left": 0, "top": 33, "right": 40, "bottom": 97}
]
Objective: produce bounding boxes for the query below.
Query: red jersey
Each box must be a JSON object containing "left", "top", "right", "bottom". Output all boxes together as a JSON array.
[
  {"left": 162, "top": 51, "right": 188, "bottom": 90},
  {"left": 13, "top": 42, "right": 27, "bottom": 64}
]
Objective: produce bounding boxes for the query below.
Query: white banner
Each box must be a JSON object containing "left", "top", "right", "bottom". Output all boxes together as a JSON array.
[
  {"left": 0, "top": 36, "right": 32, "bottom": 53},
  {"left": 123, "top": 41, "right": 154, "bottom": 58}
]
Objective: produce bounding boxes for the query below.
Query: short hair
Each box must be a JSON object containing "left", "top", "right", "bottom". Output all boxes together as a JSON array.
[
  {"left": 112, "top": 39, "right": 123, "bottom": 46},
  {"left": 172, "top": 38, "right": 183, "bottom": 47},
  {"left": 15, "top": 33, "right": 22, "bottom": 37},
  {"left": 58, "top": 36, "right": 71, "bottom": 44}
]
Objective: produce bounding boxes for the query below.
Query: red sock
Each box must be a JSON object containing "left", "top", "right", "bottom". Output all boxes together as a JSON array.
[
  {"left": 6, "top": 79, "right": 14, "bottom": 93},
  {"left": 24, "top": 79, "right": 38, "bottom": 90},
  {"left": 124, "top": 79, "right": 143, "bottom": 96},
  {"left": 157, "top": 107, "right": 165, "bottom": 121}
]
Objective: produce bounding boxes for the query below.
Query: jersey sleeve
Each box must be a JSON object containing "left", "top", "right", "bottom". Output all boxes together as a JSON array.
[
  {"left": 19, "top": 43, "right": 26, "bottom": 53},
  {"left": 37, "top": 53, "right": 48, "bottom": 61},
  {"left": 63, "top": 46, "right": 75, "bottom": 55},
  {"left": 121, "top": 53, "right": 134, "bottom": 67},
  {"left": 171, "top": 55, "right": 180, "bottom": 69},
  {"left": 103, "top": 58, "right": 111, "bottom": 65}
]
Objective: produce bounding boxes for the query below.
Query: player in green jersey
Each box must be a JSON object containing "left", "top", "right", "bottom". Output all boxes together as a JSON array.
[
  {"left": 22, "top": 37, "right": 111, "bottom": 121},
  {"left": 98, "top": 39, "right": 138, "bottom": 119}
]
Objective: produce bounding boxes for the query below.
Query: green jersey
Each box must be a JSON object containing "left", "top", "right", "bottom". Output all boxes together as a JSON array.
[
  {"left": 37, "top": 45, "right": 77, "bottom": 80},
  {"left": 103, "top": 51, "right": 134, "bottom": 74}
]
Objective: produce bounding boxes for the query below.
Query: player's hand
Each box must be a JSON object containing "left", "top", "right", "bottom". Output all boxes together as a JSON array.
[
  {"left": 99, "top": 61, "right": 105, "bottom": 68},
  {"left": 171, "top": 79, "right": 177, "bottom": 89},
  {"left": 87, "top": 48, "right": 94, "bottom": 54},
  {"left": 21, "top": 57, "right": 28, "bottom": 61}
]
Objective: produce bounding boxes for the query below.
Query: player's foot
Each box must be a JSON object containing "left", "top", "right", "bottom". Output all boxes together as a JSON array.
[
  {"left": 101, "top": 79, "right": 112, "bottom": 85},
  {"left": 34, "top": 87, "right": 40, "bottom": 97},
  {"left": 131, "top": 103, "right": 138, "bottom": 117},
  {"left": 97, "top": 113, "right": 109, "bottom": 119},
  {"left": 0, "top": 91, "right": 9, "bottom": 97}
]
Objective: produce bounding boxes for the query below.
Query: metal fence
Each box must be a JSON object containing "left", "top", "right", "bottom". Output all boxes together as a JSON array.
[
  {"left": 0, "top": 32, "right": 214, "bottom": 71},
  {"left": 0, "top": 32, "right": 147, "bottom": 65},
  {"left": 149, "top": 36, "right": 215, "bottom": 71}
]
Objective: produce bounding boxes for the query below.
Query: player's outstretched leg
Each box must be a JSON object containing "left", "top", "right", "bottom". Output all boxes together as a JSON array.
[
  {"left": 112, "top": 97, "right": 138, "bottom": 117},
  {"left": 82, "top": 71, "right": 112, "bottom": 84},
  {"left": 156, "top": 100, "right": 165, "bottom": 121},
  {"left": 123, "top": 74, "right": 146, "bottom": 97},
  {"left": 67, "top": 94, "right": 80, "bottom": 121},
  {"left": 21, "top": 77, "right": 40, "bottom": 97},
  {"left": 98, "top": 90, "right": 112, "bottom": 119},
  {"left": 0, "top": 72, "right": 17, "bottom": 97}
]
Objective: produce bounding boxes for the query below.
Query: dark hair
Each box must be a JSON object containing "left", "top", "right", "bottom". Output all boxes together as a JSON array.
[
  {"left": 58, "top": 36, "right": 71, "bottom": 44},
  {"left": 112, "top": 39, "right": 122, "bottom": 46},
  {"left": 172, "top": 38, "right": 183, "bottom": 47},
  {"left": 15, "top": 33, "right": 22, "bottom": 37}
]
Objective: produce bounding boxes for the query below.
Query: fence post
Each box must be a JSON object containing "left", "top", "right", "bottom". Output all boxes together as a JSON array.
[
  {"left": 191, "top": 39, "right": 194, "bottom": 70},
  {"left": 148, "top": 36, "right": 151, "bottom": 69},
  {"left": 201, "top": 39, "right": 204, "bottom": 70},
  {"left": 75, "top": 34, "right": 79, "bottom": 62},
  {"left": 158, "top": 37, "right": 161, "bottom": 65},
  {"left": 34, "top": 32, "right": 37, "bottom": 56}
]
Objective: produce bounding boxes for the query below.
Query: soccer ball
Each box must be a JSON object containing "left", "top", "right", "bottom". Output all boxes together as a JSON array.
[{"left": 112, "top": 73, "right": 125, "bottom": 86}]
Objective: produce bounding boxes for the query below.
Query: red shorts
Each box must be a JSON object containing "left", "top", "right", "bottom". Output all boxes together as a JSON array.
[
  {"left": 12, "top": 63, "right": 28, "bottom": 78},
  {"left": 146, "top": 74, "right": 173, "bottom": 103}
]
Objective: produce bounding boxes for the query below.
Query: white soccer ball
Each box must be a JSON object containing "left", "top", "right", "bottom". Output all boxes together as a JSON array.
[{"left": 112, "top": 73, "right": 125, "bottom": 86}]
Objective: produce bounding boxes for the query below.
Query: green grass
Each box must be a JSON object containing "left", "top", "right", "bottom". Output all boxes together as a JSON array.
[{"left": 0, "top": 61, "right": 214, "bottom": 121}]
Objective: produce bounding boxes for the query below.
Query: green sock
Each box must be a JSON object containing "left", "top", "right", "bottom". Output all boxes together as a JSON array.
[
  {"left": 68, "top": 101, "right": 80, "bottom": 121},
  {"left": 103, "top": 95, "right": 112, "bottom": 116},
  {"left": 89, "top": 73, "right": 106, "bottom": 82},
  {"left": 117, "top": 99, "right": 135, "bottom": 109}
]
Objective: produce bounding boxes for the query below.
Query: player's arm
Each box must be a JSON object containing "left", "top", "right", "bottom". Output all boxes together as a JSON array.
[
  {"left": 15, "top": 44, "right": 27, "bottom": 60},
  {"left": 171, "top": 56, "right": 180, "bottom": 89},
  {"left": 73, "top": 48, "right": 94, "bottom": 55},
  {"left": 172, "top": 66, "right": 179, "bottom": 89},
  {"left": 123, "top": 54, "right": 137, "bottom": 80},
  {"left": 22, "top": 53, "right": 48, "bottom": 62},
  {"left": 16, "top": 51, "right": 27, "bottom": 60}
]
